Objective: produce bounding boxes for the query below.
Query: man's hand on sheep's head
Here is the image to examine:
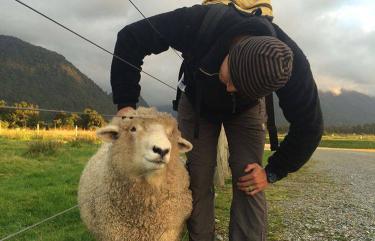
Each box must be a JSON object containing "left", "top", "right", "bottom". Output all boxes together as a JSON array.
[{"left": 116, "top": 106, "right": 135, "bottom": 117}]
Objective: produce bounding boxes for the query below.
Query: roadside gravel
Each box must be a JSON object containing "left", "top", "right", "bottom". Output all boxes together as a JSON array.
[{"left": 267, "top": 149, "right": 375, "bottom": 241}]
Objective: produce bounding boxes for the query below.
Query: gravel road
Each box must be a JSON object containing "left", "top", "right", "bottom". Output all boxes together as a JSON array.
[{"left": 268, "top": 148, "right": 375, "bottom": 241}]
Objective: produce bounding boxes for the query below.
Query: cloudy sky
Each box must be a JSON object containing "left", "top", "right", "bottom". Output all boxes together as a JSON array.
[{"left": 1, "top": 0, "right": 374, "bottom": 107}]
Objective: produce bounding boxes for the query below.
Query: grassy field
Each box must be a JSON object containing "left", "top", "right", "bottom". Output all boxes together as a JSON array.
[
  {"left": 320, "top": 134, "right": 375, "bottom": 149},
  {"left": 2, "top": 128, "right": 375, "bottom": 149},
  {"left": 266, "top": 133, "right": 375, "bottom": 149},
  {"left": 1, "top": 130, "right": 374, "bottom": 240},
  {"left": 0, "top": 137, "right": 97, "bottom": 241}
]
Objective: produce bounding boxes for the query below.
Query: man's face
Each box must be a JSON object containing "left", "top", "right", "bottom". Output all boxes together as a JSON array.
[{"left": 219, "top": 55, "right": 237, "bottom": 93}]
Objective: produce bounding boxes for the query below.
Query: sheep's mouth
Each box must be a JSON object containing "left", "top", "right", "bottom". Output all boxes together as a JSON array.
[{"left": 145, "top": 158, "right": 166, "bottom": 165}]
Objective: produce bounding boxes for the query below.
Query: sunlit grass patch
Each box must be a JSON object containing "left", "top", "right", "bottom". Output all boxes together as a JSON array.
[
  {"left": 0, "top": 128, "right": 98, "bottom": 143},
  {"left": 266, "top": 133, "right": 375, "bottom": 149}
]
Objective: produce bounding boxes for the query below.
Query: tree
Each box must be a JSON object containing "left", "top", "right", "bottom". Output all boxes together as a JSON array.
[
  {"left": 53, "top": 112, "right": 82, "bottom": 129},
  {"left": 8, "top": 101, "right": 40, "bottom": 128},
  {"left": 0, "top": 100, "right": 9, "bottom": 129},
  {"left": 79, "top": 108, "right": 106, "bottom": 130},
  {"left": 0, "top": 100, "right": 7, "bottom": 121},
  {"left": 0, "top": 100, "right": 5, "bottom": 108},
  {"left": 53, "top": 112, "right": 67, "bottom": 129},
  {"left": 66, "top": 113, "right": 81, "bottom": 129}
]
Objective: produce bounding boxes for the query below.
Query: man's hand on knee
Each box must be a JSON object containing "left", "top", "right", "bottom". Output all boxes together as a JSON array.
[{"left": 237, "top": 163, "right": 269, "bottom": 196}]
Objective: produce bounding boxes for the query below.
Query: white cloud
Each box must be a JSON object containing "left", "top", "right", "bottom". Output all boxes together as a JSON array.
[
  {"left": 273, "top": 0, "right": 375, "bottom": 97},
  {"left": 315, "top": 74, "right": 372, "bottom": 96},
  {"left": 321, "top": 1, "right": 375, "bottom": 33}
]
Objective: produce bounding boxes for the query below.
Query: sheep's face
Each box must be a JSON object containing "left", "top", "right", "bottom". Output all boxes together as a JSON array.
[{"left": 97, "top": 110, "right": 192, "bottom": 177}]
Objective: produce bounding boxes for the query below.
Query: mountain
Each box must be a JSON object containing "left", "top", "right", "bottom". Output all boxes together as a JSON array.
[
  {"left": 274, "top": 89, "right": 375, "bottom": 127},
  {"left": 0, "top": 35, "right": 147, "bottom": 116},
  {"left": 156, "top": 89, "right": 375, "bottom": 127},
  {"left": 319, "top": 90, "right": 375, "bottom": 126}
]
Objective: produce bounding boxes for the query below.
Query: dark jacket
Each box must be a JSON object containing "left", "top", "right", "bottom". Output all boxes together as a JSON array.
[{"left": 110, "top": 4, "right": 324, "bottom": 181}]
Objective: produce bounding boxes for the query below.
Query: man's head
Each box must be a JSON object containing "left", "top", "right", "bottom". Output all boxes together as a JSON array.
[{"left": 219, "top": 36, "right": 293, "bottom": 99}]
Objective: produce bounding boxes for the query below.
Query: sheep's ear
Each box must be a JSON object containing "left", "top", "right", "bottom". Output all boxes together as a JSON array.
[
  {"left": 96, "top": 125, "right": 120, "bottom": 142},
  {"left": 177, "top": 137, "right": 193, "bottom": 153}
]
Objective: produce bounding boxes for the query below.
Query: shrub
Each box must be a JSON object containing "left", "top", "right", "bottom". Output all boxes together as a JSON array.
[
  {"left": 0, "top": 120, "right": 9, "bottom": 129},
  {"left": 69, "top": 137, "right": 99, "bottom": 148},
  {"left": 25, "top": 140, "right": 63, "bottom": 156}
]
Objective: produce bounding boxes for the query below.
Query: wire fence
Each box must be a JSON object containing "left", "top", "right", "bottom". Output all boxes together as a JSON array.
[
  {"left": 1, "top": 0, "right": 183, "bottom": 120},
  {"left": 126, "top": 0, "right": 183, "bottom": 60},
  {"left": 0, "top": 206, "right": 79, "bottom": 241},
  {"left": 13, "top": 0, "right": 178, "bottom": 92},
  {"left": 0, "top": 105, "right": 115, "bottom": 118}
]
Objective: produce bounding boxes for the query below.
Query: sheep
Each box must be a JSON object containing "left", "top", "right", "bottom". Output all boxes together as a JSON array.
[{"left": 78, "top": 107, "right": 193, "bottom": 241}]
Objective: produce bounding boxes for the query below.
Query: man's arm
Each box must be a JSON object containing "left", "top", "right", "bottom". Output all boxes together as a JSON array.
[
  {"left": 110, "top": 5, "right": 207, "bottom": 110},
  {"left": 264, "top": 24, "right": 324, "bottom": 181}
]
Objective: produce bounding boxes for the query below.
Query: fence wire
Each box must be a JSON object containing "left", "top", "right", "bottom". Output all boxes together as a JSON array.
[
  {"left": 0, "top": 105, "right": 115, "bottom": 118},
  {"left": 7, "top": 0, "right": 183, "bottom": 119},
  {"left": 0, "top": 206, "right": 78, "bottom": 241},
  {"left": 126, "top": 0, "right": 183, "bottom": 60},
  {"left": 0, "top": 106, "right": 171, "bottom": 120},
  {"left": 13, "top": 0, "right": 178, "bottom": 92}
]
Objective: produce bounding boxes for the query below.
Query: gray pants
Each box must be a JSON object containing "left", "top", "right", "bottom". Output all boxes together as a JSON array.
[{"left": 177, "top": 93, "right": 267, "bottom": 241}]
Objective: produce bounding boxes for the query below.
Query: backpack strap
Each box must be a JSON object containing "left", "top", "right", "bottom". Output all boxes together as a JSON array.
[
  {"left": 193, "top": 4, "right": 229, "bottom": 138},
  {"left": 266, "top": 93, "right": 279, "bottom": 151},
  {"left": 193, "top": 4, "right": 229, "bottom": 57},
  {"left": 262, "top": 18, "right": 279, "bottom": 151},
  {"left": 173, "top": 4, "right": 228, "bottom": 114}
]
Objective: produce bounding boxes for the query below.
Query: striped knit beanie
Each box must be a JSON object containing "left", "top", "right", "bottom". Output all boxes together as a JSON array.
[{"left": 228, "top": 36, "right": 293, "bottom": 100}]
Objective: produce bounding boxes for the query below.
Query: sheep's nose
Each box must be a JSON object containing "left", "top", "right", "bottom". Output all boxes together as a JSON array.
[{"left": 152, "top": 146, "right": 170, "bottom": 158}]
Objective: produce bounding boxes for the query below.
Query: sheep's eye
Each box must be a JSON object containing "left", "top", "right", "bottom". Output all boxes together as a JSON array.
[{"left": 130, "top": 126, "right": 137, "bottom": 132}]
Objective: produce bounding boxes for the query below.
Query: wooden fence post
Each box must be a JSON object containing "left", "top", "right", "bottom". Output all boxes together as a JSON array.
[
  {"left": 75, "top": 125, "right": 78, "bottom": 137},
  {"left": 215, "top": 125, "right": 231, "bottom": 187},
  {"left": 37, "top": 123, "right": 40, "bottom": 135}
]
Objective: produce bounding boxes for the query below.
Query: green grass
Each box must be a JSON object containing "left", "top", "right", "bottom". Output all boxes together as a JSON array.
[
  {"left": 319, "top": 139, "right": 375, "bottom": 149},
  {"left": 0, "top": 137, "right": 98, "bottom": 241},
  {"left": 266, "top": 134, "right": 375, "bottom": 150}
]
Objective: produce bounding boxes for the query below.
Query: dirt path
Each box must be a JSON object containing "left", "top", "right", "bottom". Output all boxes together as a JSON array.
[{"left": 268, "top": 149, "right": 375, "bottom": 240}]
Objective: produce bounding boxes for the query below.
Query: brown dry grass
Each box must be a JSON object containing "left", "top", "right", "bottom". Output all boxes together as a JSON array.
[{"left": 0, "top": 128, "right": 98, "bottom": 143}]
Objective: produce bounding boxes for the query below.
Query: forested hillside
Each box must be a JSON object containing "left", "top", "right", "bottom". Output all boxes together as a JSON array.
[{"left": 0, "top": 35, "right": 147, "bottom": 116}]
